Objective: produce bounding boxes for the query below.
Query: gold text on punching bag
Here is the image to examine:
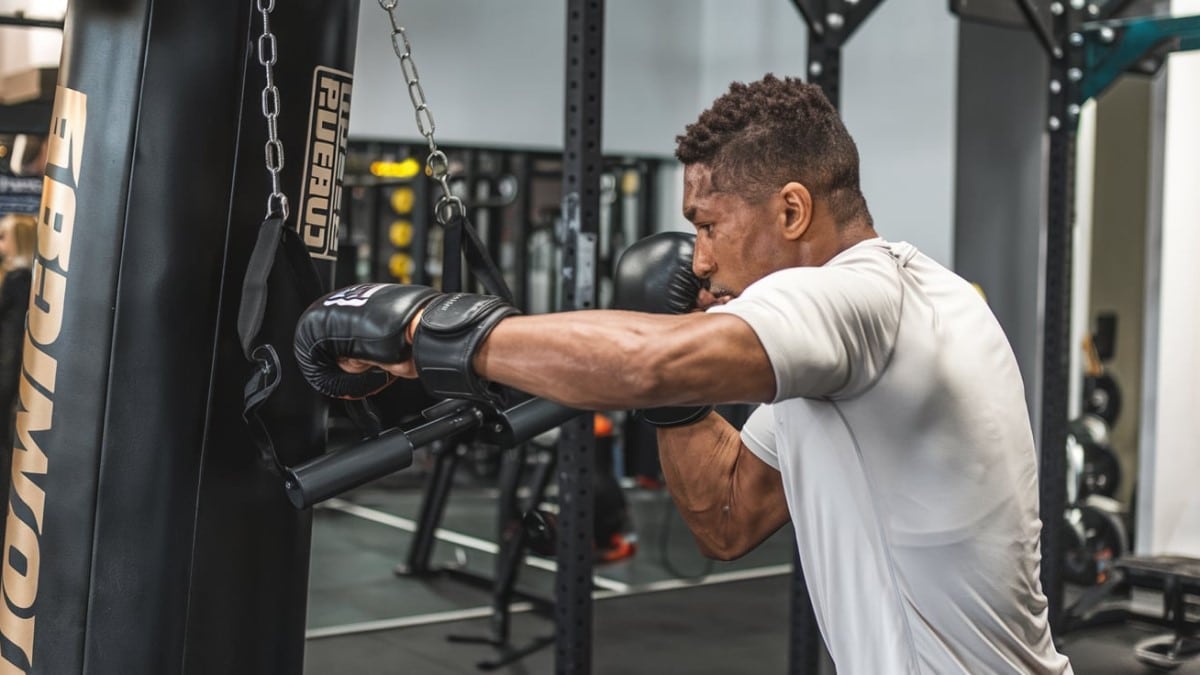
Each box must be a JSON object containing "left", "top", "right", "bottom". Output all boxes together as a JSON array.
[
  {"left": 0, "top": 86, "right": 86, "bottom": 674},
  {"left": 298, "top": 66, "right": 352, "bottom": 261}
]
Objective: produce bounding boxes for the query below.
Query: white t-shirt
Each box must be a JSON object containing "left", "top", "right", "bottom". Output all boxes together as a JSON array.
[{"left": 708, "top": 238, "right": 1072, "bottom": 675}]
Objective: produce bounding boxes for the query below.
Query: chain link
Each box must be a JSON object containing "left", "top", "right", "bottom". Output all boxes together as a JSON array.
[
  {"left": 377, "top": 1, "right": 464, "bottom": 224},
  {"left": 256, "top": 0, "right": 289, "bottom": 220}
]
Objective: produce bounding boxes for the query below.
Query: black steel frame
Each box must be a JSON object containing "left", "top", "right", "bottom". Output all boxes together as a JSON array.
[
  {"left": 555, "top": 1, "right": 604, "bottom": 672},
  {"left": 791, "top": 0, "right": 886, "bottom": 108}
]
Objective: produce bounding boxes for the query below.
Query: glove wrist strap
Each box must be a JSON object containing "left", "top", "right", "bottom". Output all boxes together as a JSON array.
[{"left": 413, "top": 294, "right": 519, "bottom": 404}]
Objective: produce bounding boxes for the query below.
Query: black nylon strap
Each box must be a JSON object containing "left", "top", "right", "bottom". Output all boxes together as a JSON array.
[
  {"left": 443, "top": 213, "right": 513, "bottom": 303},
  {"left": 238, "top": 216, "right": 288, "bottom": 359},
  {"left": 238, "top": 216, "right": 379, "bottom": 474},
  {"left": 442, "top": 216, "right": 464, "bottom": 294},
  {"left": 243, "top": 343, "right": 287, "bottom": 474},
  {"left": 237, "top": 216, "right": 325, "bottom": 351}
]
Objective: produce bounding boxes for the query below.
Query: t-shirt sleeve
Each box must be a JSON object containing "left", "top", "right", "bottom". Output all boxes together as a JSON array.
[
  {"left": 739, "top": 403, "right": 779, "bottom": 471},
  {"left": 708, "top": 253, "right": 902, "bottom": 402}
]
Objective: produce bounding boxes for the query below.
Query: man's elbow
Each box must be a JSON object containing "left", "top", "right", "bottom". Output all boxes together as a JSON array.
[{"left": 694, "top": 534, "right": 756, "bottom": 562}]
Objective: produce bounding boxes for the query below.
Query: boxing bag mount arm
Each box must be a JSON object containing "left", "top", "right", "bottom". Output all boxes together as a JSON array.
[{"left": 283, "top": 396, "right": 581, "bottom": 509}]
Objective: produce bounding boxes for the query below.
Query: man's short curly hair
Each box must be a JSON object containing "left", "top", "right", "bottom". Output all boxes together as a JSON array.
[{"left": 675, "top": 74, "right": 871, "bottom": 228}]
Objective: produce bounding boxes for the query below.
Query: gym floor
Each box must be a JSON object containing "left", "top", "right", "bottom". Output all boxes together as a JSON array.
[{"left": 303, "top": 471, "right": 1197, "bottom": 674}]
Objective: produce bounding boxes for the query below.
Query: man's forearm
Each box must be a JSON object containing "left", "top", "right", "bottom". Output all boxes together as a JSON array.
[{"left": 656, "top": 413, "right": 789, "bottom": 560}]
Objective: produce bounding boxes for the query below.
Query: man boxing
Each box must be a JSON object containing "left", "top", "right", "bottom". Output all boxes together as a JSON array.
[{"left": 295, "top": 74, "right": 1071, "bottom": 674}]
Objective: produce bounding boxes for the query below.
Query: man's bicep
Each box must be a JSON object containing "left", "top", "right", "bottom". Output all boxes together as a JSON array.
[{"left": 671, "top": 313, "right": 778, "bottom": 405}]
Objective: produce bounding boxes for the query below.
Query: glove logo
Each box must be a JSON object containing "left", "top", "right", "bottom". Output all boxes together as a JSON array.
[{"left": 323, "top": 283, "right": 385, "bottom": 307}]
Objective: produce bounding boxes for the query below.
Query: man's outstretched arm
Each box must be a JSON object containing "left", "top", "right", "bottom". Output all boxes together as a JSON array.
[{"left": 473, "top": 309, "right": 776, "bottom": 409}]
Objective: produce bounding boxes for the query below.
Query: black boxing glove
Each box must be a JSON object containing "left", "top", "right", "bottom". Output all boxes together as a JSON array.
[
  {"left": 412, "top": 293, "right": 521, "bottom": 404},
  {"left": 294, "top": 283, "right": 440, "bottom": 398},
  {"left": 613, "top": 231, "right": 713, "bottom": 427}
]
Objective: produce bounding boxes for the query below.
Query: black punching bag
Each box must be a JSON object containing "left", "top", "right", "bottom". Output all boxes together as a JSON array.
[{"left": 0, "top": 1, "right": 358, "bottom": 673}]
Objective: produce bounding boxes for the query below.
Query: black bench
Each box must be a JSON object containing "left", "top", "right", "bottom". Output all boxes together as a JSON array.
[{"left": 1111, "top": 556, "right": 1200, "bottom": 670}]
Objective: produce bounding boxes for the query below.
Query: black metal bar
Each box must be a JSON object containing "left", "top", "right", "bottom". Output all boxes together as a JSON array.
[
  {"left": 842, "top": 0, "right": 887, "bottom": 39},
  {"left": 482, "top": 159, "right": 505, "bottom": 297},
  {"left": 792, "top": 0, "right": 886, "bottom": 107},
  {"left": 285, "top": 406, "right": 484, "bottom": 508},
  {"left": 488, "top": 446, "right": 559, "bottom": 649},
  {"left": 512, "top": 153, "right": 531, "bottom": 310},
  {"left": 638, "top": 160, "right": 657, "bottom": 241},
  {"left": 464, "top": 148, "right": 481, "bottom": 292},
  {"left": 0, "top": 14, "right": 63, "bottom": 29},
  {"left": 444, "top": 444, "right": 560, "bottom": 670},
  {"left": 558, "top": 0, "right": 604, "bottom": 672},
  {"left": 490, "top": 444, "right": 528, "bottom": 645},
  {"left": 0, "top": 100, "right": 52, "bottom": 135},
  {"left": 1040, "top": 3, "right": 1082, "bottom": 632},
  {"left": 371, "top": 177, "right": 386, "bottom": 280},
  {"left": 790, "top": 0, "right": 824, "bottom": 38},
  {"left": 412, "top": 145, "right": 433, "bottom": 286},
  {"left": 807, "top": 29, "right": 843, "bottom": 108},
  {"left": 1016, "top": 0, "right": 1064, "bottom": 58},
  {"left": 479, "top": 397, "right": 582, "bottom": 447},
  {"left": 1097, "top": 0, "right": 1140, "bottom": 20},
  {"left": 400, "top": 442, "right": 463, "bottom": 575}
]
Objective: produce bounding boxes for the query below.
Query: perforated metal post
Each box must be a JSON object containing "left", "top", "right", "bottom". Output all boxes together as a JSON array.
[
  {"left": 556, "top": 0, "right": 603, "bottom": 672},
  {"left": 1039, "top": 2, "right": 1084, "bottom": 631},
  {"left": 792, "top": 0, "right": 886, "bottom": 109},
  {"left": 806, "top": 14, "right": 843, "bottom": 108}
]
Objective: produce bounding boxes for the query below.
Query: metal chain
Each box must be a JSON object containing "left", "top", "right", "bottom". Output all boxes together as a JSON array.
[
  {"left": 256, "top": 0, "right": 288, "bottom": 220},
  {"left": 378, "top": 0, "right": 464, "bottom": 224}
]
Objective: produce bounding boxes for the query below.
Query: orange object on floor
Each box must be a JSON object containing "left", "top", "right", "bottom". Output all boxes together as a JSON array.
[{"left": 596, "top": 533, "right": 637, "bottom": 563}]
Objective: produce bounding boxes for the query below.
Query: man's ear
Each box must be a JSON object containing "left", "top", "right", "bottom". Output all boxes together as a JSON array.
[{"left": 779, "top": 182, "right": 812, "bottom": 241}]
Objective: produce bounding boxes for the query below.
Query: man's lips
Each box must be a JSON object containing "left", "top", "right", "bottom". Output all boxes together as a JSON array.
[{"left": 697, "top": 288, "right": 736, "bottom": 309}]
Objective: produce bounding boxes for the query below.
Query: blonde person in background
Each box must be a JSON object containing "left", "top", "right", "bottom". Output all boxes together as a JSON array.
[{"left": 0, "top": 214, "right": 35, "bottom": 543}]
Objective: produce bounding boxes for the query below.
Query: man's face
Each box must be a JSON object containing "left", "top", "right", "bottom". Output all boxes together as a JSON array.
[{"left": 682, "top": 164, "right": 784, "bottom": 303}]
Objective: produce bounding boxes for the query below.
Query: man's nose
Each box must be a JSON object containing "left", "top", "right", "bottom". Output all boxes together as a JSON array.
[{"left": 692, "top": 242, "right": 714, "bottom": 279}]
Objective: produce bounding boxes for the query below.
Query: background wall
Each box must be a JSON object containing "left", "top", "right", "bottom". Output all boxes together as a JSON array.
[
  {"left": 1137, "top": 0, "right": 1200, "bottom": 555},
  {"left": 349, "top": 0, "right": 958, "bottom": 265},
  {"left": 953, "top": 21, "right": 1048, "bottom": 422}
]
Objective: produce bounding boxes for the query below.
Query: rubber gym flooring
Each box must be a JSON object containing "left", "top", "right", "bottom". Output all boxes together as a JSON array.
[{"left": 303, "top": 469, "right": 1198, "bottom": 674}]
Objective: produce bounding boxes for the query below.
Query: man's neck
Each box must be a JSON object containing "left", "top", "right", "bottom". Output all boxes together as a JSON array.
[{"left": 801, "top": 219, "right": 877, "bottom": 266}]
